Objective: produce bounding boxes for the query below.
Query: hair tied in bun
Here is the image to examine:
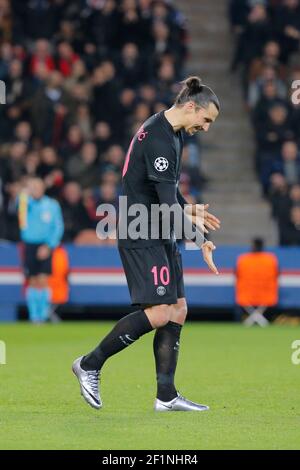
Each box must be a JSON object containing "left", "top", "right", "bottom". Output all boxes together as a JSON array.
[{"left": 186, "top": 76, "right": 203, "bottom": 93}]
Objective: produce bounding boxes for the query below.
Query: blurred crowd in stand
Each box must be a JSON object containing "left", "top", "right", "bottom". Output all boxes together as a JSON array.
[
  {"left": 229, "top": 0, "right": 300, "bottom": 245},
  {"left": 0, "top": 0, "right": 207, "bottom": 245}
]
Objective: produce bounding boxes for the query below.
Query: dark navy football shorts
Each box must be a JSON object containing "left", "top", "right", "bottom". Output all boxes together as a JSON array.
[{"left": 118, "top": 242, "right": 185, "bottom": 307}]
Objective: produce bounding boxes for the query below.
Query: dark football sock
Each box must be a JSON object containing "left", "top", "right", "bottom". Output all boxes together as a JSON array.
[
  {"left": 153, "top": 321, "right": 182, "bottom": 402},
  {"left": 81, "top": 309, "right": 153, "bottom": 371}
]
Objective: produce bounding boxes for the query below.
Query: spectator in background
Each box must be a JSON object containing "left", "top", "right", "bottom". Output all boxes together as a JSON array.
[
  {"left": 229, "top": 0, "right": 251, "bottom": 36},
  {"left": 269, "top": 172, "right": 290, "bottom": 221},
  {"left": 117, "top": 42, "right": 145, "bottom": 88},
  {"left": 30, "top": 71, "right": 73, "bottom": 145},
  {"left": 281, "top": 206, "right": 300, "bottom": 245},
  {"left": 100, "top": 144, "right": 125, "bottom": 177},
  {"left": 256, "top": 103, "right": 294, "bottom": 192},
  {"left": 4, "top": 141, "right": 27, "bottom": 182},
  {"left": 269, "top": 175, "right": 300, "bottom": 245},
  {"left": 96, "top": 178, "right": 118, "bottom": 208},
  {"left": 118, "top": 88, "right": 137, "bottom": 141},
  {"left": 65, "top": 141, "right": 99, "bottom": 189},
  {"left": 29, "top": 39, "right": 55, "bottom": 77},
  {"left": 252, "top": 80, "right": 287, "bottom": 137},
  {"left": 37, "top": 146, "right": 64, "bottom": 198},
  {"left": 248, "top": 66, "right": 287, "bottom": 111},
  {"left": 138, "top": 82, "right": 157, "bottom": 106},
  {"left": 130, "top": 101, "right": 152, "bottom": 130},
  {"left": 273, "top": 0, "right": 300, "bottom": 63},
  {"left": 279, "top": 140, "right": 300, "bottom": 185},
  {"left": 118, "top": 0, "right": 144, "bottom": 46},
  {"left": 54, "top": 19, "right": 82, "bottom": 51},
  {"left": 90, "top": 61, "right": 121, "bottom": 126},
  {"left": 256, "top": 103, "right": 293, "bottom": 155},
  {"left": 289, "top": 183, "right": 300, "bottom": 208},
  {"left": 248, "top": 40, "right": 286, "bottom": 84},
  {"left": 61, "top": 181, "right": 92, "bottom": 242},
  {"left": 24, "top": 150, "right": 40, "bottom": 178},
  {"left": 22, "top": 0, "right": 65, "bottom": 40},
  {"left": 0, "top": 42, "right": 14, "bottom": 80},
  {"left": 19, "top": 177, "right": 64, "bottom": 323},
  {"left": 231, "top": 3, "right": 272, "bottom": 77},
  {"left": 151, "top": 21, "right": 183, "bottom": 78},
  {"left": 73, "top": 103, "right": 93, "bottom": 141},
  {"left": 64, "top": 59, "right": 89, "bottom": 92},
  {"left": 5, "top": 59, "right": 30, "bottom": 110},
  {"left": 84, "top": 0, "right": 119, "bottom": 55},
  {"left": 138, "top": 0, "right": 153, "bottom": 20},
  {"left": 279, "top": 183, "right": 300, "bottom": 240},
  {"left": 14, "top": 121, "right": 33, "bottom": 146},
  {"left": 94, "top": 121, "right": 116, "bottom": 154},
  {"left": 0, "top": 0, "right": 13, "bottom": 44},
  {"left": 56, "top": 41, "right": 80, "bottom": 78},
  {"left": 155, "top": 59, "right": 178, "bottom": 104},
  {"left": 60, "top": 124, "right": 83, "bottom": 161}
]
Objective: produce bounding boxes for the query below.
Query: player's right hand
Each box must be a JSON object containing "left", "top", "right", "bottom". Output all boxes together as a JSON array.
[{"left": 201, "top": 240, "right": 219, "bottom": 275}]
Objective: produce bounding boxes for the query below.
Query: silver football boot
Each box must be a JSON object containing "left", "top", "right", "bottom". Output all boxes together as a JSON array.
[
  {"left": 154, "top": 393, "right": 209, "bottom": 412},
  {"left": 72, "top": 356, "right": 102, "bottom": 410}
]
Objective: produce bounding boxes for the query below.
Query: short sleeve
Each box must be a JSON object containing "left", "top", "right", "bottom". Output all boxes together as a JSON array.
[{"left": 144, "top": 137, "right": 177, "bottom": 183}]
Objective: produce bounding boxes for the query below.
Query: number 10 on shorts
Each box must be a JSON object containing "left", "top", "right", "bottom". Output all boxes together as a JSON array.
[{"left": 151, "top": 266, "right": 170, "bottom": 286}]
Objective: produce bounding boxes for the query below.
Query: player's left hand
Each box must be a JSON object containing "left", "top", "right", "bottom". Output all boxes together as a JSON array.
[{"left": 201, "top": 240, "right": 219, "bottom": 275}]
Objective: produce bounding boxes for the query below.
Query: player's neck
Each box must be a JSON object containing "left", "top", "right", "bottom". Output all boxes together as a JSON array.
[{"left": 164, "top": 107, "right": 184, "bottom": 133}]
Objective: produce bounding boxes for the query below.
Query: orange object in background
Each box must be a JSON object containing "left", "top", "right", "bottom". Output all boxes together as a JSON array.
[
  {"left": 48, "top": 246, "right": 69, "bottom": 304},
  {"left": 235, "top": 252, "right": 279, "bottom": 307}
]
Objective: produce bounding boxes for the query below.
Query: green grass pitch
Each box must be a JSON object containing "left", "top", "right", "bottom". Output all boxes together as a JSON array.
[{"left": 0, "top": 321, "right": 299, "bottom": 450}]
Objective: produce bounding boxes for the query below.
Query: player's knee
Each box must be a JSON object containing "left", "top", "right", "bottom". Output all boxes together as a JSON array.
[
  {"left": 145, "top": 304, "right": 172, "bottom": 328},
  {"left": 156, "top": 306, "right": 173, "bottom": 327},
  {"left": 171, "top": 299, "right": 188, "bottom": 324}
]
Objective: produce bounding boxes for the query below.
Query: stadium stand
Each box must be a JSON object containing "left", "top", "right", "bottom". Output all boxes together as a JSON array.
[
  {"left": 0, "top": 0, "right": 207, "bottom": 245},
  {"left": 229, "top": 0, "right": 300, "bottom": 246}
]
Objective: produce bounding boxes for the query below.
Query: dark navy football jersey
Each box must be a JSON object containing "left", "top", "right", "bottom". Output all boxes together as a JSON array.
[{"left": 118, "top": 111, "right": 184, "bottom": 247}]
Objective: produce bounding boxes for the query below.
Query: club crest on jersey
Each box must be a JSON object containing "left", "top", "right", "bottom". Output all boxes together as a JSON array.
[
  {"left": 157, "top": 286, "right": 166, "bottom": 296},
  {"left": 154, "top": 157, "right": 169, "bottom": 172}
]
